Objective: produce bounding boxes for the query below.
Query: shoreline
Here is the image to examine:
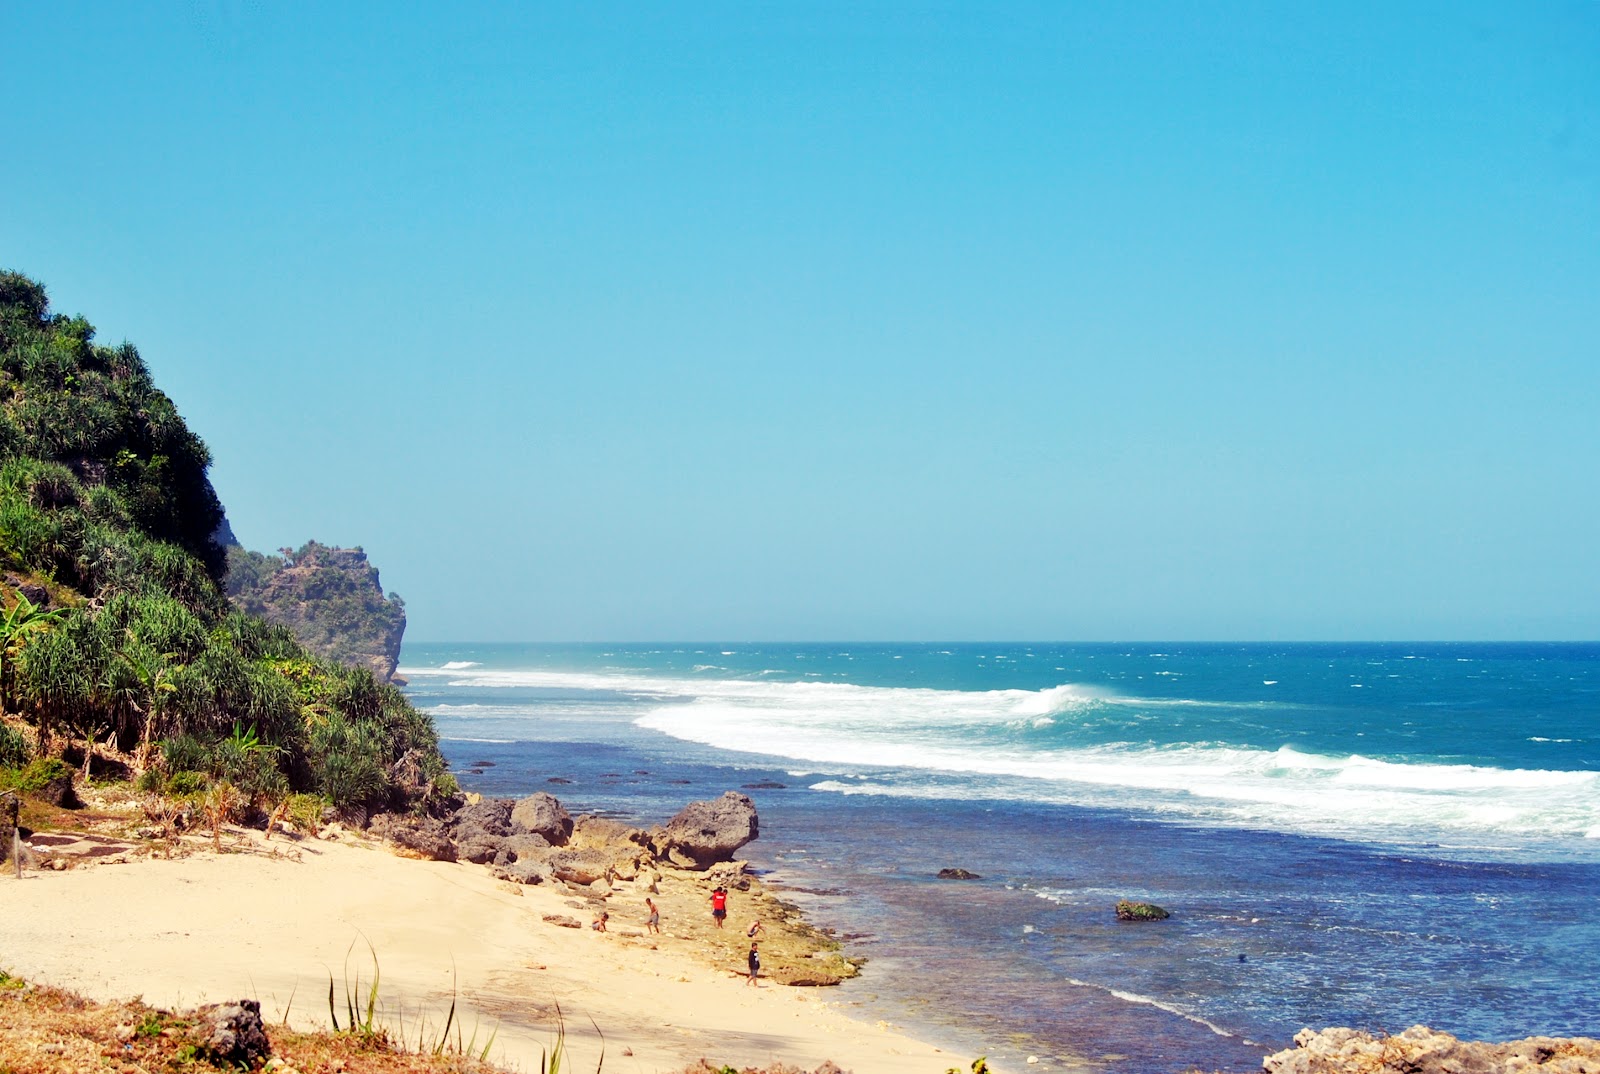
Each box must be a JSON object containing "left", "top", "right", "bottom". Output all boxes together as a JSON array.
[{"left": 0, "top": 821, "right": 965, "bottom": 1074}]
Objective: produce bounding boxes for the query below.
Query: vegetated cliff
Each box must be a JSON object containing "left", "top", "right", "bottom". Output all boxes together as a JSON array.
[
  {"left": 0, "top": 269, "right": 453, "bottom": 815},
  {"left": 226, "top": 542, "right": 406, "bottom": 682}
]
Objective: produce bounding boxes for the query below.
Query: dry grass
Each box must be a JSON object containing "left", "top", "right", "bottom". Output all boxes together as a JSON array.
[{"left": 0, "top": 971, "right": 506, "bottom": 1074}]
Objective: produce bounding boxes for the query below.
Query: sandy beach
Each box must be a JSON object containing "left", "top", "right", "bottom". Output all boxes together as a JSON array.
[{"left": 0, "top": 828, "right": 957, "bottom": 1074}]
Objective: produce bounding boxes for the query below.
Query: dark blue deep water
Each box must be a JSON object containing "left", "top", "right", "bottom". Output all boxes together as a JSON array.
[{"left": 400, "top": 642, "right": 1600, "bottom": 1072}]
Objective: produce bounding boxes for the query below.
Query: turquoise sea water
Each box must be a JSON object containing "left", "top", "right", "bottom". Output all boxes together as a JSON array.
[{"left": 400, "top": 642, "right": 1600, "bottom": 1071}]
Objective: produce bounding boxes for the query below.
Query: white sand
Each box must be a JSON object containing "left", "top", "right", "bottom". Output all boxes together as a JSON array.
[{"left": 0, "top": 831, "right": 956, "bottom": 1074}]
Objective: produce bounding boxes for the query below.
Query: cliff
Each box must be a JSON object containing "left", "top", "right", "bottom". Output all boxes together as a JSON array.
[{"left": 225, "top": 541, "right": 407, "bottom": 682}]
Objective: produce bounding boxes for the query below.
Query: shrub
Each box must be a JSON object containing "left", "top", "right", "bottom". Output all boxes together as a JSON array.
[
  {"left": 166, "top": 770, "right": 208, "bottom": 796},
  {"left": 4, "top": 756, "right": 71, "bottom": 793},
  {"left": 0, "top": 722, "right": 29, "bottom": 768}
]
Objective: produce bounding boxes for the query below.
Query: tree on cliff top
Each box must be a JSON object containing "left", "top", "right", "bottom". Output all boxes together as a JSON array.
[{"left": 0, "top": 270, "right": 454, "bottom": 814}]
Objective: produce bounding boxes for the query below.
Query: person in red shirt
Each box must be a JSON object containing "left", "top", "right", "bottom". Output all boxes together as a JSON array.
[{"left": 710, "top": 886, "right": 728, "bottom": 928}]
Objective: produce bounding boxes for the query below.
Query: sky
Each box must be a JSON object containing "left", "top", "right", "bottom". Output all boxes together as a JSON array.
[{"left": 2, "top": 3, "right": 1597, "bottom": 642}]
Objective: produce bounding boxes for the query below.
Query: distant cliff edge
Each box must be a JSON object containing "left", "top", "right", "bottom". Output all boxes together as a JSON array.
[{"left": 225, "top": 540, "right": 406, "bottom": 683}]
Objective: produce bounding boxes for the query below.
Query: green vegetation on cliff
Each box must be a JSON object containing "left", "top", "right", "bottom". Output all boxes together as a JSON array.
[
  {"left": 226, "top": 541, "right": 407, "bottom": 682},
  {"left": 0, "top": 270, "right": 453, "bottom": 813}
]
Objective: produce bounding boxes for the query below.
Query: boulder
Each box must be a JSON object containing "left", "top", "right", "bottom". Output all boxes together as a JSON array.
[
  {"left": 937, "top": 868, "right": 982, "bottom": 880},
  {"left": 367, "top": 813, "right": 457, "bottom": 862},
  {"left": 492, "top": 860, "right": 549, "bottom": 886},
  {"left": 449, "top": 796, "right": 514, "bottom": 862},
  {"left": 544, "top": 848, "right": 613, "bottom": 886},
  {"left": 1114, "top": 900, "right": 1171, "bottom": 921},
  {"left": 511, "top": 792, "right": 573, "bottom": 845},
  {"left": 492, "top": 832, "right": 552, "bottom": 866},
  {"left": 1263, "top": 1025, "right": 1600, "bottom": 1074},
  {"left": 189, "top": 1000, "right": 270, "bottom": 1066},
  {"left": 542, "top": 914, "right": 583, "bottom": 929},
  {"left": 657, "top": 791, "right": 759, "bottom": 868},
  {"left": 569, "top": 814, "right": 649, "bottom": 852},
  {"left": 453, "top": 796, "right": 513, "bottom": 838}
]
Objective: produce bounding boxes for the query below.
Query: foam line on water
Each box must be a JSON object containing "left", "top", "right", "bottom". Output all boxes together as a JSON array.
[{"left": 402, "top": 661, "right": 1600, "bottom": 849}]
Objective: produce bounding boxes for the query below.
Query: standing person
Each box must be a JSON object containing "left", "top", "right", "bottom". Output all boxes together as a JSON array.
[
  {"left": 710, "top": 885, "right": 727, "bottom": 928},
  {"left": 645, "top": 897, "right": 661, "bottom": 934},
  {"left": 746, "top": 941, "right": 761, "bottom": 986}
]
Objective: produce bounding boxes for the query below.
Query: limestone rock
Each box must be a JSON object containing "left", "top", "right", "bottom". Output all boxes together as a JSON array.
[
  {"left": 544, "top": 848, "right": 613, "bottom": 886},
  {"left": 367, "top": 813, "right": 456, "bottom": 862},
  {"left": 657, "top": 791, "right": 759, "bottom": 869},
  {"left": 492, "top": 861, "right": 549, "bottom": 885},
  {"left": 1263, "top": 1025, "right": 1600, "bottom": 1074},
  {"left": 511, "top": 792, "right": 573, "bottom": 845},
  {"left": 189, "top": 1000, "right": 270, "bottom": 1066},
  {"left": 569, "top": 814, "right": 649, "bottom": 852},
  {"left": 451, "top": 796, "right": 514, "bottom": 863},
  {"left": 542, "top": 914, "right": 583, "bottom": 929},
  {"left": 1115, "top": 899, "right": 1170, "bottom": 921},
  {"left": 225, "top": 542, "right": 405, "bottom": 682}
]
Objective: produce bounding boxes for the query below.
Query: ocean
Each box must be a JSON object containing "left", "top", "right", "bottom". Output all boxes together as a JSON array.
[{"left": 398, "top": 642, "right": 1600, "bottom": 1072}]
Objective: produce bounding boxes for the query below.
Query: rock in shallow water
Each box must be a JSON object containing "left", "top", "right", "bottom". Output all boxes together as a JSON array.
[{"left": 1114, "top": 899, "right": 1170, "bottom": 920}]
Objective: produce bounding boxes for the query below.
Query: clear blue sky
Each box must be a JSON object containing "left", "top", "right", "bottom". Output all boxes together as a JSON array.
[{"left": 3, "top": 3, "right": 1596, "bottom": 641}]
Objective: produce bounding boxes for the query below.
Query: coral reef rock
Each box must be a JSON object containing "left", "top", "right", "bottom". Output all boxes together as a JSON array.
[
  {"left": 1263, "top": 1025, "right": 1600, "bottom": 1074},
  {"left": 657, "top": 790, "right": 759, "bottom": 869}
]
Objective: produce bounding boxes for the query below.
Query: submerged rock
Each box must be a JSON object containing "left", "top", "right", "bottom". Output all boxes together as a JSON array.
[
  {"left": 1114, "top": 899, "right": 1170, "bottom": 921},
  {"left": 1264, "top": 1025, "right": 1600, "bottom": 1074}
]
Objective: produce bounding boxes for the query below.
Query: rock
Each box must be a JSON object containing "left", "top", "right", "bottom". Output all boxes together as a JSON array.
[
  {"left": 189, "top": 1000, "right": 270, "bottom": 1066},
  {"left": 544, "top": 848, "right": 613, "bottom": 886},
  {"left": 367, "top": 813, "right": 456, "bottom": 861},
  {"left": 34, "top": 769, "right": 79, "bottom": 809},
  {"left": 569, "top": 814, "right": 649, "bottom": 852},
  {"left": 450, "top": 796, "right": 515, "bottom": 862},
  {"left": 1115, "top": 899, "right": 1170, "bottom": 921},
  {"left": 18, "top": 583, "right": 48, "bottom": 606},
  {"left": 492, "top": 832, "right": 552, "bottom": 866},
  {"left": 1263, "top": 1025, "right": 1600, "bottom": 1074},
  {"left": 937, "top": 868, "right": 982, "bottom": 880},
  {"left": 511, "top": 792, "right": 572, "bottom": 845},
  {"left": 741, "top": 781, "right": 787, "bottom": 790},
  {"left": 542, "top": 914, "right": 583, "bottom": 929},
  {"left": 492, "top": 861, "right": 548, "bottom": 885},
  {"left": 657, "top": 791, "right": 759, "bottom": 868}
]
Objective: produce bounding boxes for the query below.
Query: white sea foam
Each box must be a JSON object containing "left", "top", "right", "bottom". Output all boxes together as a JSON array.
[{"left": 415, "top": 661, "right": 1600, "bottom": 849}]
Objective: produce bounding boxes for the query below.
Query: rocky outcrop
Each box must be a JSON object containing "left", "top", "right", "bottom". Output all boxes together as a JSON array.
[
  {"left": 423, "top": 790, "right": 760, "bottom": 884},
  {"left": 1115, "top": 899, "right": 1170, "bottom": 921},
  {"left": 225, "top": 542, "right": 406, "bottom": 682},
  {"left": 511, "top": 792, "right": 573, "bottom": 844},
  {"left": 1264, "top": 1026, "right": 1600, "bottom": 1074},
  {"left": 367, "top": 813, "right": 456, "bottom": 861},
  {"left": 189, "top": 1000, "right": 270, "bottom": 1066},
  {"left": 938, "top": 868, "right": 982, "bottom": 880},
  {"left": 656, "top": 791, "right": 759, "bottom": 868}
]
